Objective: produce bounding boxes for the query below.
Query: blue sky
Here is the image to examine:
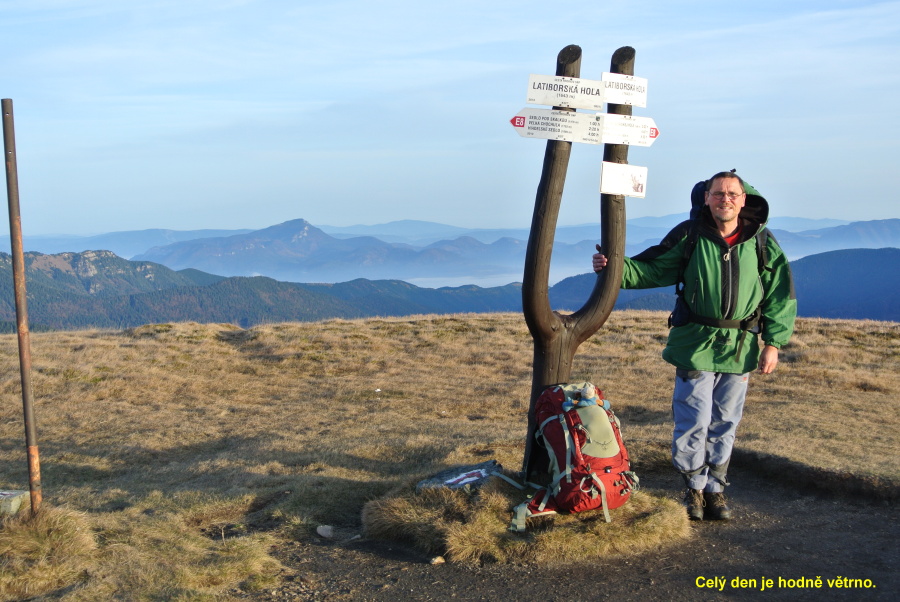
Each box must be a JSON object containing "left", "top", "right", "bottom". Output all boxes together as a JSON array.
[{"left": 2, "top": 0, "right": 898, "bottom": 236}]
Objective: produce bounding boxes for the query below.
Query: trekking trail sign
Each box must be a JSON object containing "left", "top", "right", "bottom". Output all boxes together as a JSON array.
[
  {"left": 526, "top": 72, "right": 648, "bottom": 110},
  {"left": 509, "top": 109, "right": 659, "bottom": 147}
]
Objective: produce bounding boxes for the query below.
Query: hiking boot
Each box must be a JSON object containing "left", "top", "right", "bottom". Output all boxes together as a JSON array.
[
  {"left": 683, "top": 488, "right": 705, "bottom": 521},
  {"left": 704, "top": 491, "right": 733, "bottom": 521}
]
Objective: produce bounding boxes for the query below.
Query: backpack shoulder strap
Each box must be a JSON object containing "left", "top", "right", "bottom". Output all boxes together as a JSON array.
[
  {"left": 756, "top": 227, "right": 772, "bottom": 275},
  {"left": 676, "top": 220, "right": 701, "bottom": 295}
]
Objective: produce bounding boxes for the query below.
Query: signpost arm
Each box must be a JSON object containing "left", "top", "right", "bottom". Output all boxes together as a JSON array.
[{"left": 2, "top": 98, "right": 42, "bottom": 515}]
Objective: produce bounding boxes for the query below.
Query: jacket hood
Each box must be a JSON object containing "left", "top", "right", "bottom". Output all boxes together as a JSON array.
[
  {"left": 690, "top": 178, "right": 770, "bottom": 231},
  {"left": 739, "top": 181, "right": 769, "bottom": 227}
]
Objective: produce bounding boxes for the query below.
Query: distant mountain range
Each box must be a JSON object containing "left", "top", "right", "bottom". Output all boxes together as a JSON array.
[
  {"left": 132, "top": 219, "right": 533, "bottom": 284},
  {"left": 315, "top": 215, "right": 851, "bottom": 246},
  {"left": 128, "top": 217, "right": 900, "bottom": 286},
  {"left": 6, "top": 228, "right": 254, "bottom": 258},
  {"left": 1, "top": 247, "right": 896, "bottom": 331},
  {"left": 8, "top": 215, "right": 897, "bottom": 288}
]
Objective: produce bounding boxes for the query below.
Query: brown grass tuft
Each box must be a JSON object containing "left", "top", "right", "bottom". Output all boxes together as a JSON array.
[
  {"left": 0, "top": 506, "right": 97, "bottom": 601},
  {"left": 362, "top": 476, "right": 690, "bottom": 566}
]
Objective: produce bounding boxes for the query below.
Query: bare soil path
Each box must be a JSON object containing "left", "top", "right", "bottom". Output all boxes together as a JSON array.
[{"left": 231, "top": 467, "right": 898, "bottom": 601}]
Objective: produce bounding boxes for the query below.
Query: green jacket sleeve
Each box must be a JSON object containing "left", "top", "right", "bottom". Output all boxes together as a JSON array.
[
  {"left": 759, "top": 233, "right": 797, "bottom": 348},
  {"left": 621, "top": 223, "right": 690, "bottom": 289}
]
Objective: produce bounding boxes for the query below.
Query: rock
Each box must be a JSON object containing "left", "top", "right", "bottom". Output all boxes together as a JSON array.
[{"left": 316, "top": 525, "right": 334, "bottom": 538}]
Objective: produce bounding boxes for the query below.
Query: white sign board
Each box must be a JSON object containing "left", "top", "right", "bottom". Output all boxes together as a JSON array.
[
  {"left": 510, "top": 109, "right": 660, "bottom": 147},
  {"left": 526, "top": 72, "right": 648, "bottom": 110},
  {"left": 599, "top": 113, "right": 660, "bottom": 146},
  {"left": 600, "top": 162, "right": 648, "bottom": 198},
  {"left": 600, "top": 72, "right": 649, "bottom": 107}
]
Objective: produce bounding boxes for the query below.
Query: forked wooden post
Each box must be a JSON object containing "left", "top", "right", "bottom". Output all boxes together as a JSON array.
[{"left": 522, "top": 46, "right": 635, "bottom": 477}]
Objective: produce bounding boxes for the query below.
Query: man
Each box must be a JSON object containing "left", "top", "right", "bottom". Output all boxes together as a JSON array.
[{"left": 592, "top": 171, "right": 796, "bottom": 521}]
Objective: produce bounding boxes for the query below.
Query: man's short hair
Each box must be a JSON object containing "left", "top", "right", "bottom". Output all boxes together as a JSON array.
[{"left": 706, "top": 170, "right": 745, "bottom": 192}]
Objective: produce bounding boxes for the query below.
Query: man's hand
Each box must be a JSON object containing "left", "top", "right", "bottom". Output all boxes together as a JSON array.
[
  {"left": 758, "top": 345, "right": 779, "bottom": 374},
  {"left": 593, "top": 244, "right": 608, "bottom": 272}
]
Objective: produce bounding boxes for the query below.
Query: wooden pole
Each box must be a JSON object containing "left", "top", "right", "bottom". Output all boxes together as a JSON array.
[
  {"left": 2, "top": 98, "right": 42, "bottom": 514},
  {"left": 521, "top": 47, "right": 635, "bottom": 478}
]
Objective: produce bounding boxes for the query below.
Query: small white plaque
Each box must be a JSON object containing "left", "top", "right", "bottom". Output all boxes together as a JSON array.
[{"left": 600, "top": 162, "right": 648, "bottom": 198}]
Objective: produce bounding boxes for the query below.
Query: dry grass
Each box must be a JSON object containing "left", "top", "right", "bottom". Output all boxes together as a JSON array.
[
  {"left": 0, "top": 506, "right": 96, "bottom": 599},
  {"left": 567, "top": 312, "right": 900, "bottom": 485},
  {"left": 0, "top": 311, "right": 897, "bottom": 599},
  {"left": 362, "top": 478, "right": 689, "bottom": 566}
]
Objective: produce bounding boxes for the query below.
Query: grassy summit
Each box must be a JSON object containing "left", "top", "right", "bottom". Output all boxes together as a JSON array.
[{"left": 0, "top": 312, "right": 897, "bottom": 599}]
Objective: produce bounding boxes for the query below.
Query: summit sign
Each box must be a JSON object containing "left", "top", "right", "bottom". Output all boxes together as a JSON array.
[
  {"left": 512, "top": 58, "right": 659, "bottom": 199},
  {"left": 527, "top": 73, "right": 648, "bottom": 110}
]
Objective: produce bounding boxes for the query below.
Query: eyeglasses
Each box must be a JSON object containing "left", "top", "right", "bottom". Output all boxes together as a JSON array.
[{"left": 708, "top": 191, "right": 745, "bottom": 201}]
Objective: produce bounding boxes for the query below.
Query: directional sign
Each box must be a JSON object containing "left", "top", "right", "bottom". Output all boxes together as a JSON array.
[
  {"left": 510, "top": 108, "right": 660, "bottom": 147},
  {"left": 527, "top": 72, "right": 648, "bottom": 110},
  {"left": 600, "top": 113, "right": 660, "bottom": 146}
]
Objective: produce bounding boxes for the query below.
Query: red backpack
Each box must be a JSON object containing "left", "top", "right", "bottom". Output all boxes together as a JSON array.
[{"left": 511, "top": 382, "right": 639, "bottom": 531}]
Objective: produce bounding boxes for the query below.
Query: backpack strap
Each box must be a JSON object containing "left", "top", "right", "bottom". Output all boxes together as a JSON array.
[
  {"left": 557, "top": 414, "right": 575, "bottom": 484},
  {"left": 489, "top": 471, "right": 527, "bottom": 490},
  {"left": 675, "top": 220, "right": 701, "bottom": 297},
  {"left": 756, "top": 227, "right": 771, "bottom": 275},
  {"left": 510, "top": 499, "right": 558, "bottom": 532},
  {"left": 622, "top": 471, "right": 640, "bottom": 492},
  {"left": 588, "top": 473, "right": 612, "bottom": 523},
  {"left": 510, "top": 502, "right": 530, "bottom": 532},
  {"left": 683, "top": 304, "right": 762, "bottom": 332}
]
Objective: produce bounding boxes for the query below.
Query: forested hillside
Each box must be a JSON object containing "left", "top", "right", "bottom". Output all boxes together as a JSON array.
[{"left": 0, "top": 247, "right": 897, "bottom": 331}]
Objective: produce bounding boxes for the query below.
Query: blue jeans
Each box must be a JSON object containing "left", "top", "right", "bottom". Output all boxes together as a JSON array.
[{"left": 672, "top": 369, "right": 750, "bottom": 493}]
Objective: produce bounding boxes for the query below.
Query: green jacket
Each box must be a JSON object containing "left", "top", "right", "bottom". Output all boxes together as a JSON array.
[{"left": 621, "top": 187, "right": 797, "bottom": 374}]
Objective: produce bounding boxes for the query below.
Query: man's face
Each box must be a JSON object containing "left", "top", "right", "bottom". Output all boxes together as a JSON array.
[{"left": 705, "top": 177, "right": 746, "bottom": 226}]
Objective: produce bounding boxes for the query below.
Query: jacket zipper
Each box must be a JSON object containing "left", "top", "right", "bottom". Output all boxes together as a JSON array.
[{"left": 722, "top": 248, "right": 735, "bottom": 319}]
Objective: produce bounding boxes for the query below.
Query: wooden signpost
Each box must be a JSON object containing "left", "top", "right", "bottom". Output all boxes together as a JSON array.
[{"left": 514, "top": 46, "right": 657, "bottom": 477}]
